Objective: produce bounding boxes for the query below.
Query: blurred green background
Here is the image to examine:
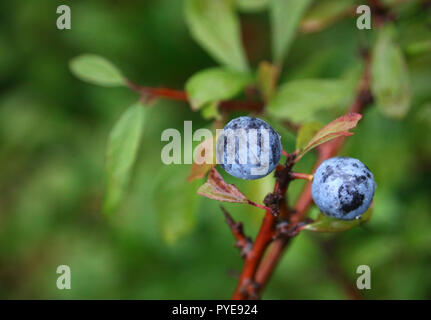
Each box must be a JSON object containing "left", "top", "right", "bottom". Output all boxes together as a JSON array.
[{"left": 0, "top": 0, "right": 431, "bottom": 299}]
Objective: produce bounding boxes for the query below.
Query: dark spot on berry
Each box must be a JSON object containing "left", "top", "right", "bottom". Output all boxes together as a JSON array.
[
  {"left": 246, "top": 119, "right": 261, "bottom": 130},
  {"left": 338, "top": 183, "right": 365, "bottom": 214},
  {"left": 321, "top": 165, "right": 334, "bottom": 183},
  {"left": 362, "top": 169, "right": 371, "bottom": 178},
  {"left": 354, "top": 175, "right": 367, "bottom": 184},
  {"left": 230, "top": 122, "right": 239, "bottom": 129},
  {"left": 271, "top": 142, "right": 278, "bottom": 160},
  {"left": 352, "top": 163, "right": 359, "bottom": 168}
]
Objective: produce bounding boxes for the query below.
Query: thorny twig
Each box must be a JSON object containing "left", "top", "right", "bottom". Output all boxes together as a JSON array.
[{"left": 221, "top": 206, "right": 253, "bottom": 259}]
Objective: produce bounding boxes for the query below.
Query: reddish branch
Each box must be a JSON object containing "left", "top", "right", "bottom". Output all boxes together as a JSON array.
[
  {"left": 232, "top": 153, "right": 296, "bottom": 299},
  {"left": 233, "top": 51, "right": 373, "bottom": 300},
  {"left": 126, "top": 80, "right": 264, "bottom": 113}
]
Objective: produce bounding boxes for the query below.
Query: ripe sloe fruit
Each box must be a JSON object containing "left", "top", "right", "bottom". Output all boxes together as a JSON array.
[
  {"left": 311, "top": 157, "right": 376, "bottom": 220},
  {"left": 216, "top": 116, "right": 282, "bottom": 180}
]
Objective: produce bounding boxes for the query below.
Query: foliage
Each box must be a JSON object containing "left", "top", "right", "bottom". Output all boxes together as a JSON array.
[
  {"left": 371, "top": 24, "right": 411, "bottom": 119},
  {"left": 184, "top": 0, "right": 249, "bottom": 72},
  {"left": 104, "top": 103, "right": 147, "bottom": 214},
  {"left": 267, "top": 79, "right": 352, "bottom": 122},
  {"left": 185, "top": 67, "right": 253, "bottom": 110},
  {"left": 296, "top": 113, "right": 362, "bottom": 160},
  {"left": 69, "top": 54, "right": 126, "bottom": 87},
  {"left": 0, "top": 0, "right": 430, "bottom": 300}
]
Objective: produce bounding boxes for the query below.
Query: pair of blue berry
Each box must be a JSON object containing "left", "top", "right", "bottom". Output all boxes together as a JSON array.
[{"left": 216, "top": 116, "right": 376, "bottom": 220}]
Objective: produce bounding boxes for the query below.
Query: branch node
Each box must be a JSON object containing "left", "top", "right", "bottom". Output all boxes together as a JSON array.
[
  {"left": 263, "top": 192, "right": 283, "bottom": 217},
  {"left": 274, "top": 220, "right": 302, "bottom": 239}
]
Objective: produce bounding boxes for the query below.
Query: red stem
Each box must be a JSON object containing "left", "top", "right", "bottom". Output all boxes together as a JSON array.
[
  {"left": 126, "top": 80, "right": 264, "bottom": 113},
  {"left": 232, "top": 210, "right": 277, "bottom": 299},
  {"left": 248, "top": 200, "right": 273, "bottom": 212},
  {"left": 290, "top": 172, "right": 313, "bottom": 181}
]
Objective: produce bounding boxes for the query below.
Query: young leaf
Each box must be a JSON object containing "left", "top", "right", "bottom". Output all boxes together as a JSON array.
[
  {"left": 297, "top": 113, "right": 362, "bottom": 160},
  {"left": 371, "top": 24, "right": 411, "bottom": 119},
  {"left": 185, "top": 67, "right": 253, "bottom": 110},
  {"left": 296, "top": 121, "right": 323, "bottom": 151},
  {"left": 187, "top": 137, "right": 216, "bottom": 182},
  {"left": 303, "top": 206, "right": 373, "bottom": 232},
  {"left": 153, "top": 165, "right": 199, "bottom": 244},
  {"left": 197, "top": 167, "right": 248, "bottom": 203},
  {"left": 185, "top": 0, "right": 249, "bottom": 72},
  {"left": 104, "top": 103, "right": 146, "bottom": 214},
  {"left": 267, "top": 79, "right": 348, "bottom": 122},
  {"left": 270, "top": 0, "right": 313, "bottom": 64},
  {"left": 69, "top": 54, "right": 125, "bottom": 87}
]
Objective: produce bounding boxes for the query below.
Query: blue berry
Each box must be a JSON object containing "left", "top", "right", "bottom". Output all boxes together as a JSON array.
[
  {"left": 311, "top": 157, "right": 376, "bottom": 220},
  {"left": 216, "top": 117, "right": 282, "bottom": 180}
]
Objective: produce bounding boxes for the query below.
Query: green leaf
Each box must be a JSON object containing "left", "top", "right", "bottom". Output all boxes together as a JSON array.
[
  {"left": 69, "top": 54, "right": 125, "bottom": 87},
  {"left": 197, "top": 168, "right": 249, "bottom": 203},
  {"left": 303, "top": 206, "right": 373, "bottom": 232},
  {"left": 267, "top": 79, "right": 348, "bottom": 122},
  {"left": 103, "top": 103, "right": 146, "bottom": 214},
  {"left": 236, "top": 0, "right": 270, "bottom": 12},
  {"left": 296, "top": 121, "right": 323, "bottom": 151},
  {"left": 296, "top": 113, "right": 362, "bottom": 160},
  {"left": 185, "top": 0, "right": 249, "bottom": 72},
  {"left": 371, "top": 24, "right": 411, "bottom": 119},
  {"left": 185, "top": 67, "right": 253, "bottom": 110},
  {"left": 153, "top": 165, "right": 199, "bottom": 244},
  {"left": 270, "top": 0, "right": 313, "bottom": 64}
]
